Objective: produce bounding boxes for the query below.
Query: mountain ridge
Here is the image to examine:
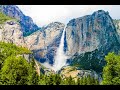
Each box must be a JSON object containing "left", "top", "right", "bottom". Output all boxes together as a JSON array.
[
  {"left": 0, "top": 5, "right": 40, "bottom": 36},
  {"left": 0, "top": 6, "right": 120, "bottom": 75}
]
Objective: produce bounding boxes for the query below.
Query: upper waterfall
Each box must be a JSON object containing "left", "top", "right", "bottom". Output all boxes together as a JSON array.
[{"left": 52, "top": 26, "right": 68, "bottom": 72}]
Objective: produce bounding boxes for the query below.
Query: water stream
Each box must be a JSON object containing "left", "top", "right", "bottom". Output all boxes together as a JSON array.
[{"left": 52, "top": 26, "right": 68, "bottom": 72}]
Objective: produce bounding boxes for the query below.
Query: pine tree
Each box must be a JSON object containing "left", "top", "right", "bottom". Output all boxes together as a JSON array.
[
  {"left": 54, "top": 74, "right": 62, "bottom": 85},
  {"left": 60, "top": 78, "right": 68, "bottom": 85},
  {"left": 94, "top": 78, "right": 99, "bottom": 85},
  {"left": 0, "top": 52, "right": 5, "bottom": 69},
  {"left": 28, "top": 59, "right": 40, "bottom": 85},
  {"left": 65, "top": 76, "right": 76, "bottom": 85},
  {"left": 79, "top": 77, "right": 83, "bottom": 85},
  {"left": 86, "top": 75, "right": 91, "bottom": 85},
  {"left": 1, "top": 56, "right": 31, "bottom": 85},
  {"left": 28, "top": 70, "right": 40, "bottom": 85},
  {"left": 102, "top": 52, "right": 119, "bottom": 85},
  {"left": 39, "top": 74, "right": 46, "bottom": 85},
  {"left": 82, "top": 76, "right": 87, "bottom": 85},
  {"left": 77, "top": 78, "right": 80, "bottom": 85}
]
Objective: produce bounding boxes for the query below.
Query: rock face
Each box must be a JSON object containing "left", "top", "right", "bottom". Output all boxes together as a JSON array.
[
  {"left": 0, "top": 12, "right": 64, "bottom": 66},
  {"left": 65, "top": 10, "right": 119, "bottom": 56},
  {"left": 25, "top": 22, "right": 64, "bottom": 50},
  {"left": 59, "top": 66, "right": 99, "bottom": 81},
  {"left": 0, "top": 20, "right": 26, "bottom": 47},
  {"left": 66, "top": 10, "right": 120, "bottom": 72},
  {"left": 65, "top": 10, "right": 120, "bottom": 72},
  {"left": 25, "top": 22, "right": 65, "bottom": 64},
  {"left": 113, "top": 19, "right": 120, "bottom": 41},
  {"left": 0, "top": 5, "right": 40, "bottom": 36},
  {"left": 0, "top": 19, "right": 64, "bottom": 66}
]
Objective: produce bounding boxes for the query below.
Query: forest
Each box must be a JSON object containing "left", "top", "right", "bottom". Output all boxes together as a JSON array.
[{"left": 0, "top": 41, "right": 119, "bottom": 85}]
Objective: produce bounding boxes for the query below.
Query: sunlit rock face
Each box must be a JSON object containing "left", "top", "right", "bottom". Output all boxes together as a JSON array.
[
  {"left": 64, "top": 10, "right": 120, "bottom": 73},
  {"left": 0, "top": 20, "right": 26, "bottom": 47},
  {"left": 114, "top": 19, "right": 120, "bottom": 42},
  {"left": 25, "top": 22, "right": 65, "bottom": 64},
  {"left": 65, "top": 10, "right": 120, "bottom": 56},
  {"left": 59, "top": 66, "right": 99, "bottom": 82},
  {"left": 0, "top": 5, "right": 40, "bottom": 36}
]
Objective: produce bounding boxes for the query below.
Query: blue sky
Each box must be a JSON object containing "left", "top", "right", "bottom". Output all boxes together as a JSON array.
[{"left": 17, "top": 5, "right": 120, "bottom": 26}]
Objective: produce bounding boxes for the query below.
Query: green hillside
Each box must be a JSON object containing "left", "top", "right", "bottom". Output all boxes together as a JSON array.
[{"left": 0, "top": 12, "right": 13, "bottom": 24}]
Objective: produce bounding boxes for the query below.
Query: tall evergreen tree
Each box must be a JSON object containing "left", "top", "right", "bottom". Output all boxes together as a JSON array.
[
  {"left": 77, "top": 78, "right": 80, "bottom": 85},
  {"left": 86, "top": 75, "right": 91, "bottom": 85},
  {"left": 102, "top": 52, "right": 120, "bottom": 85},
  {"left": 0, "top": 56, "right": 32, "bottom": 85}
]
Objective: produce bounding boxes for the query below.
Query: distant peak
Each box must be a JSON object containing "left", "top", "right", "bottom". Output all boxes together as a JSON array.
[
  {"left": 49, "top": 22, "right": 64, "bottom": 25},
  {"left": 92, "top": 10, "right": 109, "bottom": 16},
  {"left": 45, "top": 22, "right": 65, "bottom": 28}
]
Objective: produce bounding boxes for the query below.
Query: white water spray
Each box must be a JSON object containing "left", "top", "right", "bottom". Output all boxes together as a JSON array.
[{"left": 52, "top": 26, "right": 68, "bottom": 72}]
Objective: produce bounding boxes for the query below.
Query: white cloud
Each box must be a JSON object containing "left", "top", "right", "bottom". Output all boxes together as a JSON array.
[{"left": 17, "top": 5, "right": 120, "bottom": 27}]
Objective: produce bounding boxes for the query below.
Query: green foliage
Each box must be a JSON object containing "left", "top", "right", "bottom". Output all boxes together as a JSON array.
[
  {"left": 42, "top": 74, "right": 61, "bottom": 85},
  {"left": 28, "top": 59, "right": 40, "bottom": 85},
  {"left": 0, "top": 12, "right": 12, "bottom": 24},
  {"left": 39, "top": 74, "right": 46, "bottom": 85},
  {"left": 77, "top": 75, "right": 99, "bottom": 85},
  {"left": 28, "top": 70, "right": 40, "bottom": 85},
  {"left": 0, "top": 41, "right": 100, "bottom": 85},
  {"left": 0, "top": 51, "right": 5, "bottom": 69},
  {"left": 0, "top": 41, "right": 34, "bottom": 85},
  {"left": 0, "top": 56, "right": 31, "bottom": 85},
  {"left": 65, "top": 76, "right": 76, "bottom": 85},
  {"left": 30, "top": 58, "right": 36, "bottom": 69},
  {"left": 102, "top": 52, "right": 120, "bottom": 85},
  {"left": 71, "top": 50, "right": 105, "bottom": 73},
  {"left": 0, "top": 42, "right": 31, "bottom": 70},
  {"left": 0, "top": 42, "right": 31, "bottom": 56}
]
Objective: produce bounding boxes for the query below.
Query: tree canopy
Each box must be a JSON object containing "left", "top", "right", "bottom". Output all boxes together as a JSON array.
[{"left": 102, "top": 52, "right": 120, "bottom": 85}]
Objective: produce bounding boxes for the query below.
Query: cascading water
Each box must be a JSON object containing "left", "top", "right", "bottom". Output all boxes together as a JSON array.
[{"left": 52, "top": 26, "right": 68, "bottom": 72}]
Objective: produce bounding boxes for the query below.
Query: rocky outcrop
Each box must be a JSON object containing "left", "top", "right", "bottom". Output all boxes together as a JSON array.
[
  {"left": 65, "top": 10, "right": 119, "bottom": 56},
  {"left": 24, "top": 22, "right": 65, "bottom": 64},
  {"left": 113, "top": 19, "right": 120, "bottom": 41},
  {"left": 0, "top": 5, "right": 40, "bottom": 36},
  {"left": 0, "top": 20, "right": 26, "bottom": 47},
  {"left": 0, "top": 19, "right": 32, "bottom": 62},
  {"left": 0, "top": 13, "right": 65, "bottom": 66},
  {"left": 0, "top": 19, "right": 65, "bottom": 65},
  {"left": 24, "top": 22, "right": 64, "bottom": 50},
  {"left": 59, "top": 66, "right": 99, "bottom": 81}
]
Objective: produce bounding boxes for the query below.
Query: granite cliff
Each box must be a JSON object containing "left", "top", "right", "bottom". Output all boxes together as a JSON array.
[
  {"left": 65, "top": 10, "right": 120, "bottom": 73},
  {"left": 0, "top": 6, "right": 120, "bottom": 74},
  {"left": 25, "top": 22, "right": 65, "bottom": 64}
]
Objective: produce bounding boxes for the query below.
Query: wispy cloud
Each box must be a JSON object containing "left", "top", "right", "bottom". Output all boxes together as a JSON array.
[{"left": 17, "top": 5, "right": 120, "bottom": 26}]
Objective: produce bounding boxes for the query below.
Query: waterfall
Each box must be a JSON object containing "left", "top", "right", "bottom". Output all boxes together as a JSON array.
[{"left": 52, "top": 26, "right": 68, "bottom": 72}]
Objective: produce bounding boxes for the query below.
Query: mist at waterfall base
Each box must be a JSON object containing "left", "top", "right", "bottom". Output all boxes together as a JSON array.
[{"left": 42, "top": 26, "right": 69, "bottom": 72}]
